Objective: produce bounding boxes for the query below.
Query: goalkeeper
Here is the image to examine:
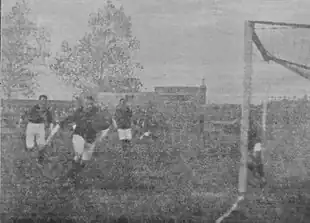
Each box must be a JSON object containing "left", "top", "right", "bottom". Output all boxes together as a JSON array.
[{"left": 247, "top": 113, "right": 267, "bottom": 188}]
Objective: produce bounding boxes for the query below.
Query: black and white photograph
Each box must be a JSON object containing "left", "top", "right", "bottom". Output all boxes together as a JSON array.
[{"left": 1, "top": 0, "right": 310, "bottom": 222}]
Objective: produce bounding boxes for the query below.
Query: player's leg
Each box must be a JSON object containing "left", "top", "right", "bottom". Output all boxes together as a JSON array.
[
  {"left": 69, "top": 136, "right": 96, "bottom": 188},
  {"left": 248, "top": 142, "right": 266, "bottom": 188},
  {"left": 117, "top": 128, "right": 132, "bottom": 171},
  {"left": 124, "top": 128, "right": 132, "bottom": 146},
  {"left": 67, "top": 134, "right": 85, "bottom": 180},
  {"left": 81, "top": 131, "right": 97, "bottom": 164},
  {"left": 121, "top": 128, "right": 135, "bottom": 189},
  {"left": 253, "top": 143, "right": 266, "bottom": 185},
  {"left": 36, "top": 124, "right": 47, "bottom": 165},
  {"left": 257, "top": 163, "right": 267, "bottom": 187},
  {"left": 118, "top": 128, "right": 127, "bottom": 148},
  {"left": 72, "top": 134, "right": 85, "bottom": 161},
  {"left": 81, "top": 139, "right": 96, "bottom": 166},
  {"left": 25, "top": 122, "right": 36, "bottom": 151}
]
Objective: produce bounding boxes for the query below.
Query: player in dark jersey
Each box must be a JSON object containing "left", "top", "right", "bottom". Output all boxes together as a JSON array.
[
  {"left": 114, "top": 97, "right": 145, "bottom": 189},
  {"left": 21, "top": 95, "right": 54, "bottom": 165},
  {"left": 59, "top": 95, "right": 112, "bottom": 185},
  {"left": 114, "top": 98, "right": 133, "bottom": 148}
]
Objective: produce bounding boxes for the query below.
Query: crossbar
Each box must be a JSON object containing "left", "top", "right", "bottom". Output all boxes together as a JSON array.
[{"left": 250, "top": 20, "right": 310, "bottom": 29}]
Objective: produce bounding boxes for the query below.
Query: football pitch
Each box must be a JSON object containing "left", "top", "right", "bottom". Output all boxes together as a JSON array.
[{"left": 1, "top": 126, "right": 310, "bottom": 222}]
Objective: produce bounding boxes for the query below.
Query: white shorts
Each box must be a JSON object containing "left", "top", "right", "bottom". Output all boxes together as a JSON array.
[
  {"left": 117, "top": 128, "right": 132, "bottom": 140},
  {"left": 26, "top": 122, "right": 46, "bottom": 149},
  {"left": 72, "top": 134, "right": 95, "bottom": 161}
]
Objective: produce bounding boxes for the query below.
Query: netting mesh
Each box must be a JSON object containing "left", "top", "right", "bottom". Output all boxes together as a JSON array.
[{"left": 253, "top": 21, "right": 310, "bottom": 80}]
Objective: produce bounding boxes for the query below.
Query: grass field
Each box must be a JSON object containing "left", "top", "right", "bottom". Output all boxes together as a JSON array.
[
  {"left": 1, "top": 128, "right": 238, "bottom": 221},
  {"left": 1, "top": 122, "right": 310, "bottom": 222}
]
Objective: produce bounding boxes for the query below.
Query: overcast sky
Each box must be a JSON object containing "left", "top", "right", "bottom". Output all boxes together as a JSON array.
[{"left": 3, "top": 0, "right": 310, "bottom": 103}]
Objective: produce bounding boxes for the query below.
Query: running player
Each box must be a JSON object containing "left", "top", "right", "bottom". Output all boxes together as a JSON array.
[
  {"left": 21, "top": 94, "right": 54, "bottom": 166},
  {"left": 59, "top": 95, "right": 112, "bottom": 185}
]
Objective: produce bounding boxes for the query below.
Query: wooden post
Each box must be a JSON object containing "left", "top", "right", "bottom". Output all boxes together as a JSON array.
[{"left": 238, "top": 21, "right": 254, "bottom": 194}]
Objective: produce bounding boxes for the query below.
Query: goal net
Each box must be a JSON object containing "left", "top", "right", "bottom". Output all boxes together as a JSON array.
[{"left": 252, "top": 21, "right": 310, "bottom": 82}]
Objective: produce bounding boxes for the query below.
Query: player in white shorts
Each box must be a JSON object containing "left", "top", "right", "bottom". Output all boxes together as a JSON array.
[
  {"left": 59, "top": 96, "right": 112, "bottom": 186},
  {"left": 114, "top": 97, "right": 136, "bottom": 189},
  {"left": 20, "top": 94, "right": 54, "bottom": 166},
  {"left": 114, "top": 98, "right": 133, "bottom": 148}
]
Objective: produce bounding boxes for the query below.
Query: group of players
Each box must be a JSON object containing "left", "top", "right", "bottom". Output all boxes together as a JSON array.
[
  {"left": 20, "top": 94, "right": 137, "bottom": 186},
  {"left": 19, "top": 94, "right": 266, "bottom": 188}
]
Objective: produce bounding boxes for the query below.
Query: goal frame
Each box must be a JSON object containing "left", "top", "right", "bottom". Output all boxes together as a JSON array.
[{"left": 240, "top": 20, "right": 310, "bottom": 194}]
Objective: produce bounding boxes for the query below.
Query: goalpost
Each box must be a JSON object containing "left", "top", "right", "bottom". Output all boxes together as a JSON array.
[{"left": 217, "top": 20, "right": 310, "bottom": 222}]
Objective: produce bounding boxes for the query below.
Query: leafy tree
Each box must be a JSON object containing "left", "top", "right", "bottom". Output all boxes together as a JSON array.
[
  {"left": 60, "top": 40, "right": 71, "bottom": 54},
  {"left": 34, "top": 26, "right": 52, "bottom": 65},
  {"left": 51, "top": 0, "right": 143, "bottom": 93},
  {"left": 1, "top": 0, "right": 52, "bottom": 98}
]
